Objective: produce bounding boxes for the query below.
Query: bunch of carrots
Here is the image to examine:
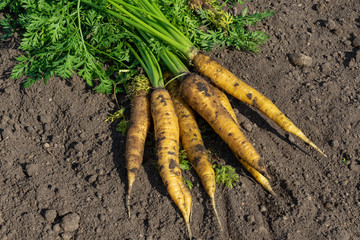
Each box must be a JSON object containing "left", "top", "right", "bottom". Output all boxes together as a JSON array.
[{"left": 80, "top": 0, "right": 326, "bottom": 238}]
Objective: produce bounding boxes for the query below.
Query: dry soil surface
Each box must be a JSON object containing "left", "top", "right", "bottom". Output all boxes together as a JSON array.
[{"left": 1, "top": 0, "right": 360, "bottom": 240}]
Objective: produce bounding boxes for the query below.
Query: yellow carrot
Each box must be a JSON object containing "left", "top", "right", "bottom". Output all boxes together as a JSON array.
[
  {"left": 211, "top": 84, "right": 276, "bottom": 195},
  {"left": 167, "top": 79, "right": 222, "bottom": 230},
  {"left": 193, "top": 53, "right": 326, "bottom": 157},
  {"left": 180, "top": 73, "right": 270, "bottom": 179},
  {"left": 125, "top": 76, "right": 151, "bottom": 218},
  {"left": 238, "top": 157, "right": 276, "bottom": 196},
  {"left": 151, "top": 88, "right": 192, "bottom": 239}
]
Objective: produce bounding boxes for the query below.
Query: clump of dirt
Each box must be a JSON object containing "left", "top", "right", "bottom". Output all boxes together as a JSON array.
[{"left": 1, "top": 0, "right": 360, "bottom": 239}]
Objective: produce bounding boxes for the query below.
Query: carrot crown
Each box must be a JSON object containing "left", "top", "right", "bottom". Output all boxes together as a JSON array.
[{"left": 126, "top": 74, "right": 151, "bottom": 96}]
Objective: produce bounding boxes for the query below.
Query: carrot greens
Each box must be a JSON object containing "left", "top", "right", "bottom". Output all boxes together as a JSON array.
[{"left": 2, "top": 0, "right": 274, "bottom": 92}]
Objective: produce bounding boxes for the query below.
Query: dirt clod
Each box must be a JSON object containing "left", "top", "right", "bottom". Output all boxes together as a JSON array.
[
  {"left": 241, "top": 122, "right": 253, "bottom": 132},
  {"left": 52, "top": 224, "right": 61, "bottom": 233},
  {"left": 349, "top": 162, "right": 360, "bottom": 172},
  {"left": 245, "top": 214, "right": 255, "bottom": 224},
  {"left": 286, "top": 134, "right": 295, "bottom": 143},
  {"left": 44, "top": 209, "right": 57, "bottom": 223},
  {"left": 289, "top": 53, "right": 313, "bottom": 68},
  {"left": 321, "top": 62, "right": 332, "bottom": 73},
  {"left": 87, "top": 174, "right": 98, "bottom": 184},
  {"left": 352, "top": 36, "right": 360, "bottom": 48},
  {"left": 61, "top": 232, "right": 73, "bottom": 240},
  {"left": 326, "top": 19, "right": 337, "bottom": 30},
  {"left": 314, "top": 3, "right": 325, "bottom": 12},
  {"left": 259, "top": 205, "right": 267, "bottom": 213},
  {"left": 60, "top": 213, "right": 80, "bottom": 232},
  {"left": 25, "top": 163, "right": 39, "bottom": 176},
  {"left": 329, "top": 139, "right": 340, "bottom": 148}
]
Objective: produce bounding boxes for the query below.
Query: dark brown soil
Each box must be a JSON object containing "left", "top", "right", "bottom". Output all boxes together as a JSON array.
[{"left": 1, "top": 1, "right": 360, "bottom": 239}]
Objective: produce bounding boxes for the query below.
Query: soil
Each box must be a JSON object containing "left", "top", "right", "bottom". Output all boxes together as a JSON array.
[{"left": 1, "top": 0, "right": 360, "bottom": 240}]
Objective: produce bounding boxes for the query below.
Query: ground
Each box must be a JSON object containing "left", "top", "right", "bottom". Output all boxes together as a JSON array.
[{"left": 0, "top": 0, "right": 360, "bottom": 239}]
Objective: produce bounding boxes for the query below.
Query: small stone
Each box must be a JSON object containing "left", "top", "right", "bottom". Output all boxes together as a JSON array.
[
  {"left": 352, "top": 36, "right": 360, "bottom": 48},
  {"left": 44, "top": 209, "right": 57, "bottom": 222},
  {"left": 348, "top": 59, "right": 356, "bottom": 68},
  {"left": 98, "top": 214, "right": 106, "bottom": 222},
  {"left": 88, "top": 174, "right": 98, "bottom": 184},
  {"left": 289, "top": 53, "right": 313, "bottom": 68},
  {"left": 61, "top": 232, "right": 73, "bottom": 240},
  {"left": 26, "top": 163, "right": 39, "bottom": 177},
  {"left": 355, "top": 51, "right": 360, "bottom": 62},
  {"left": 43, "top": 123, "right": 52, "bottom": 131},
  {"left": 326, "top": 19, "right": 336, "bottom": 31},
  {"left": 98, "top": 169, "right": 105, "bottom": 175},
  {"left": 344, "top": 40, "right": 352, "bottom": 47},
  {"left": 241, "top": 122, "right": 253, "bottom": 132},
  {"left": 1, "top": 115, "right": 10, "bottom": 124},
  {"left": 60, "top": 213, "right": 80, "bottom": 232},
  {"left": 329, "top": 140, "right": 339, "bottom": 148},
  {"left": 107, "top": 102, "right": 115, "bottom": 108},
  {"left": 73, "top": 142, "right": 84, "bottom": 151},
  {"left": 287, "top": 134, "right": 295, "bottom": 143},
  {"left": 314, "top": 3, "right": 325, "bottom": 11},
  {"left": 259, "top": 205, "right": 267, "bottom": 212},
  {"left": 51, "top": 135, "right": 61, "bottom": 143},
  {"left": 334, "top": 28, "right": 343, "bottom": 36},
  {"left": 44, "top": 143, "right": 50, "bottom": 148},
  {"left": 40, "top": 115, "right": 52, "bottom": 124},
  {"left": 52, "top": 223, "right": 61, "bottom": 232},
  {"left": 349, "top": 161, "right": 360, "bottom": 172},
  {"left": 321, "top": 62, "right": 332, "bottom": 73},
  {"left": 25, "top": 126, "right": 35, "bottom": 133},
  {"left": 245, "top": 214, "right": 255, "bottom": 224},
  {"left": 95, "top": 227, "right": 102, "bottom": 234},
  {"left": 324, "top": 202, "right": 333, "bottom": 210},
  {"left": 1, "top": 128, "right": 12, "bottom": 140}
]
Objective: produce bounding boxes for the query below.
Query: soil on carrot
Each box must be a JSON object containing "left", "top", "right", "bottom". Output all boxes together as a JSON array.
[{"left": 1, "top": 1, "right": 359, "bottom": 239}]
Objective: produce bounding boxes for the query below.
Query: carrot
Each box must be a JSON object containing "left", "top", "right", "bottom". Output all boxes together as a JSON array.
[
  {"left": 193, "top": 53, "right": 326, "bottom": 157},
  {"left": 167, "top": 79, "right": 222, "bottom": 230},
  {"left": 101, "top": 0, "right": 325, "bottom": 156},
  {"left": 237, "top": 157, "right": 276, "bottom": 196},
  {"left": 211, "top": 84, "right": 276, "bottom": 195},
  {"left": 151, "top": 88, "right": 192, "bottom": 239},
  {"left": 180, "top": 73, "right": 270, "bottom": 179},
  {"left": 124, "top": 35, "right": 192, "bottom": 238},
  {"left": 125, "top": 75, "right": 151, "bottom": 218}
]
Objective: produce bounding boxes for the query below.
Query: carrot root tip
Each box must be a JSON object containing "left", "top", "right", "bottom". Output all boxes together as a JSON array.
[
  {"left": 185, "top": 221, "right": 192, "bottom": 240},
  {"left": 126, "top": 194, "right": 131, "bottom": 219},
  {"left": 308, "top": 141, "right": 327, "bottom": 157},
  {"left": 211, "top": 198, "right": 223, "bottom": 231},
  {"left": 270, "top": 190, "right": 278, "bottom": 199},
  {"left": 261, "top": 170, "right": 271, "bottom": 180}
]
